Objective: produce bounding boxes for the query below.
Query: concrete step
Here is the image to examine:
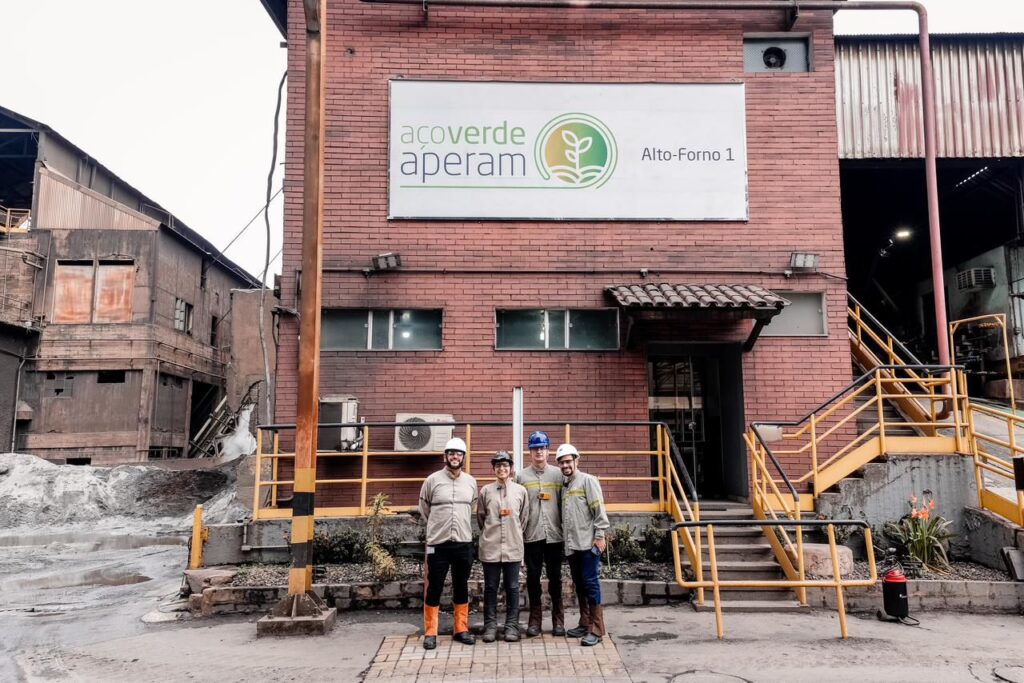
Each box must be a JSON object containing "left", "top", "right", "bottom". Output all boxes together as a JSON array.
[
  {"left": 693, "top": 599, "right": 810, "bottom": 614},
  {"left": 693, "top": 508, "right": 755, "bottom": 521},
  {"left": 712, "top": 587, "right": 796, "bottom": 601},
  {"left": 681, "top": 559, "right": 782, "bottom": 572},
  {"left": 692, "top": 543, "right": 775, "bottom": 561}
]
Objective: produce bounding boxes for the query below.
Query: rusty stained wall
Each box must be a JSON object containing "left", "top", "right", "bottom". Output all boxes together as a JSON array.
[
  {"left": 153, "top": 231, "right": 238, "bottom": 355},
  {"left": 0, "top": 231, "right": 45, "bottom": 329},
  {"left": 836, "top": 36, "right": 1024, "bottom": 159},
  {"left": 39, "top": 228, "right": 154, "bottom": 327},
  {"left": 17, "top": 369, "right": 144, "bottom": 463},
  {"left": 151, "top": 372, "right": 189, "bottom": 450},
  {"left": 226, "top": 288, "right": 278, "bottom": 425}
]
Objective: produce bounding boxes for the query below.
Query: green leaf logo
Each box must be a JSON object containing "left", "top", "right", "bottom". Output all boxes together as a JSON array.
[{"left": 535, "top": 114, "right": 617, "bottom": 188}]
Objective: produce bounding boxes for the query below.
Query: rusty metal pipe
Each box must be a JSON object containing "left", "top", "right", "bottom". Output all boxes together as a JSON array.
[{"left": 360, "top": 0, "right": 949, "bottom": 365}]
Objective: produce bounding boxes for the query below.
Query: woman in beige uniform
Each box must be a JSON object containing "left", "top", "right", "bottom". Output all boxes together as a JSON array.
[{"left": 477, "top": 450, "right": 529, "bottom": 642}]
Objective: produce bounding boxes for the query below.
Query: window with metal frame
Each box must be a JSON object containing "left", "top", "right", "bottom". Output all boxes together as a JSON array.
[
  {"left": 495, "top": 308, "right": 619, "bottom": 350},
  {"left": 52, "top": 260, "right": 134, "bottom": 324},
  {"left": 321, "top": 309, "right": 443, "bottom": 350},
  {"left": 174, "top": 298, "right": 194, "bottom": 335}
]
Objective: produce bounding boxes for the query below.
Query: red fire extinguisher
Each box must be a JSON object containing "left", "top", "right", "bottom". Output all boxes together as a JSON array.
[{"left": 877, "top": 568, "right": 919, "bottom": 625}]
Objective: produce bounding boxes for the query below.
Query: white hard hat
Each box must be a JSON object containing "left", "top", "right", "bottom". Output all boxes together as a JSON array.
[
  {"left": 444, "top": 437, "right": 467, "bottom": 454},
  {"left": 555, "top": 443, "right": 580, "bottom": 461}
]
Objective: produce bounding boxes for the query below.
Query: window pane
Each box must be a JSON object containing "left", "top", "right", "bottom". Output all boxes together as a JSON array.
[
  {"left": 370, "top": 310, "right": 391, "bottom": 349},
  {"left": 322, "top": 309, "right": 368, "bottom": 349},
  {"left": 53, "top": 264, "right": 94, "bottom": 324},
  {"left": 93, "top": 263, "right": 134, "bottom": 323},
  {"left": 392, "top": 309, "right": 442, "bottom": 350},
  {"left": 547, "top": 310, "right": 566, "bottom": 349},
  {"left": 496, "top": 309, "right": 545, "bottom": 349},
  {"left": 568, "top": 309, "right": 619, "bottom": 350},
  {"left": 762, "top": 293, "right": 826, "bottom": 336}
]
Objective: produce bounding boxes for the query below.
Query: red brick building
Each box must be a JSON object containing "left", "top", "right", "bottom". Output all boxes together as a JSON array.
[{"left": 263, "top": 0, "right": 850, "bottom": 507}]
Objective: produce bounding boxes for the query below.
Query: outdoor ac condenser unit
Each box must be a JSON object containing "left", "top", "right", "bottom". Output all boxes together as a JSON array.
[
  {"left": 956, "top": 267, "right": 996, "bottom": 291},
  {"left": 394, "top": 413, "right": 455, "bottom": 452},
  {"left": 319, "top": 395, "right": 360, "bottom": 450}
]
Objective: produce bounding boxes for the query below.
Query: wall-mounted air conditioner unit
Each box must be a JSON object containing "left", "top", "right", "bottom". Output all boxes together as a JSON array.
[
  {"left": 319, "top": 395, "right": 361, "bottom": 450},
  {"left": 394, "top": 413, "right": 455, "bottom": 452},
  {"left": 957, "top": 267, "right": 996, "bottom": 291}
]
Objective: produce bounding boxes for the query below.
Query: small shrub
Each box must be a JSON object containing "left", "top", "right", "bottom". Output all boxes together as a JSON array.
[
  {"left": 882, "top": 494, "right": 955, "bottom": 572},
  {"left": 314, "top": 527, "right": 368, "bottom": 564},
  {"left": 608, "top": 525, "right": 644, "bottom": 564},
  {"left": 643, "top": 524, "right": 671, "bottom": 563},
  {"left": 367, "top": 541, "right": 398, "bottom": 582}
]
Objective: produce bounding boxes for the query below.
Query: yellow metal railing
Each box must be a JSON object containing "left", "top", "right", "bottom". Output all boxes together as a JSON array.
[
  {"left": 253, "top": 421, "right": 687, "bottom": 519},
  {"left": 966, "top": 395, "right": 1024, "bottom": 526},
  {"left": 672, "top": 518, "right": 877, "bottom": 639},
  {"left": 0, "top": 205, "right": 30, "bottom": 232},
  {"left": 749, "top": 366, "right": 965, "bottom": 509}
]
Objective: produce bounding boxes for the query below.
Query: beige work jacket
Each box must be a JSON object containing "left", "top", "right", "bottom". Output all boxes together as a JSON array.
[
  {"left": 561, "top": 470, "right": 610, "bottom": 554},
  {"left": 516, "top": 464, "right": 564, "bottom": 544},
  {"left": 476, "top": 480, "right": 529, "bottom": 563},
  {"left": 418, "top": 468, "right": 478, "bottom": 546}
]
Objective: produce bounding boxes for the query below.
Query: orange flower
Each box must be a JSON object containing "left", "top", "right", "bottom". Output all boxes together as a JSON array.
[
  {"left": 928, "top": 500, "right": 936, "bottom": 510},
  {"left": 910, "top": 495, "right": 918, "bottom": 505}
]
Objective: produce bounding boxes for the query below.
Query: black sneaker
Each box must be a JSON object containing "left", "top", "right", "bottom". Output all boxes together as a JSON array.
[
  {"left": 566, "top": 625, "right": 587, "bottom": 638},
  {"left": 581, "top": 632, "right": 602, "bottom": 647},
  {"left": 423, "top": 636, "right": 437, "bottom": 650}
]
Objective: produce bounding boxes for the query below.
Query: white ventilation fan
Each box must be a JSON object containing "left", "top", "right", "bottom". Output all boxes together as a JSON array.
[{"left": 394, "top": 413, "right": 455, "bottom": 452}]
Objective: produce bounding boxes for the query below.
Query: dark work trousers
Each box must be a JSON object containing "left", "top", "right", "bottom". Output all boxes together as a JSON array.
[
  {"left": 425, "top": 541, "right": 474, "bottom": 607},
  {"left": 482, "top": 562, "right": 521, "bottom": 622},
  {"left": 567, "top": 549, "right": 602, "bottom": 607},
  {"left": 524, "top": 540, "right": 564, "bottom": 608}
]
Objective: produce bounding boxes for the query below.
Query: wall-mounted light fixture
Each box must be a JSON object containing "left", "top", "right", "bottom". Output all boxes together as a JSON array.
[
  {"left": 371, "top": 252, "right": 402, "bottom": 271},
  {"left": 789, "top": 252, "right": 819, "bottom": 272}
]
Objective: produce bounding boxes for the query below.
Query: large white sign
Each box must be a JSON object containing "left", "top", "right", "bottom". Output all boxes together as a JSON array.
[{"left": 388, "top": 81, "right": 748, "bottom": 221}]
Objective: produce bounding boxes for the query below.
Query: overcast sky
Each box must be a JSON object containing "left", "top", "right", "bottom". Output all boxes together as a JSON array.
[{"left": 1, "top": 0, "right": 1022, "bottom": 282}]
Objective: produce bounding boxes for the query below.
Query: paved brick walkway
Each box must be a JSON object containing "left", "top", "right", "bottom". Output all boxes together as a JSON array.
[{"left": 363, "top": 634, "right": 632, "bottom": 682}]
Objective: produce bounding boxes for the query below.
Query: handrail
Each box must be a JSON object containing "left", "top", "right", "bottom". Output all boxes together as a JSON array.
[
  {"left": 848, "top": 292, "right": 921, "bottom": 365},
  {"left": 753, "top": 364, "right": 954, "bottom": 435},
  {"left": 671, "top": 518, "right": 876, "bottom": 640},
  {"left": 253, "top": 418, "right": 700, "bottom": 515}
]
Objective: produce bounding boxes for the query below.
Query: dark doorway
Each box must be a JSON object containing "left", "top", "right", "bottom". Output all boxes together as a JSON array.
[
  {"left": 648, "top": 343, "right": 746, "bottom": 501},
  {"left": 189, "top": 379, "right": 220, "bottom": 445}
]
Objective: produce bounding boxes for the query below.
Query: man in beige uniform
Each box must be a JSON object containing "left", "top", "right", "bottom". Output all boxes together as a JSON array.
[
  {"left": 556, "top": 443, "right": 611, "bottom": 647},
  {"left": 477, "top": 451, "right": 529, "bottom": 642},
  {"left": 419, "top": 436, "right": 477, "bottom": 650},
  {"left": 516, "top": 430, "right": 566, "bottom": 637}
]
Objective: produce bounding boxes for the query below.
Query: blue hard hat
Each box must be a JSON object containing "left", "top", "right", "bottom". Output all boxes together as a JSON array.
[{"left": 528, "top": 431, "right": 551, "bottom": 449}]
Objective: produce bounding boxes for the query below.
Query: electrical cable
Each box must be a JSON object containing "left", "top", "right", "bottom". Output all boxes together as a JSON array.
[
  {"left": 259, "top": 70, "right": 288, "bottom": 425},
  {"left": 206, "top": 186, "right": 283, "bottom": 274}
]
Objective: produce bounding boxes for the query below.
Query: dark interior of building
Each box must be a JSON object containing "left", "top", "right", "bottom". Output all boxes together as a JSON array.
[
  {"left": 0, "top": 112, "right": 36, "bottom": 213},
  {"left": 841, "top": 159, "right": 1024, "bottom": 361}
]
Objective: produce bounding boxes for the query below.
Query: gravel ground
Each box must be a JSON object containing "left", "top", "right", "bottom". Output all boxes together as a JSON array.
[
  {"left": 833, "top": 560, "right": 1011, "bottom": 582},
  {"left": 232, "top": 559, "right": 675, "bottom": 586}
]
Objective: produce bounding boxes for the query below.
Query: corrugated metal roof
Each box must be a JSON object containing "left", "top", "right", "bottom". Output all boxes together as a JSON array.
[
  {"left": 606, "top": 284, "right": 789, "bottom": 310},
  {"left": 836, "top": 36, "right": 1024, "bottom": 159}
]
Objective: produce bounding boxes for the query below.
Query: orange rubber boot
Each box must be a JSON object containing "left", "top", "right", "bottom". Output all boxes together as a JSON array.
[{"left": 423, "top": 605, "right": 439, "bottom": 650}]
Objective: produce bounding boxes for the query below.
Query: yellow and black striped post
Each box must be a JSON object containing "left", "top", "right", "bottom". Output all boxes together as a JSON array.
[{"left": 256, "top": 0, "right": 335, "bottom": 636}]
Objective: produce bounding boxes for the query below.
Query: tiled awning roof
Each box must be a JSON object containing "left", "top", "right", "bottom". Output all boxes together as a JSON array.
[{"left": 606, "top": 284, "right": 789, "bottom": 312}]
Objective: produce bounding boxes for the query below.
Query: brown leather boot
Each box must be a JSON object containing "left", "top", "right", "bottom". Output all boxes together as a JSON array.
[
  {"left": 526, "top": 604, "right": 542, "bottom": 638},
  {"left": 566, "top": 601, "right": 590, "bottom": 638},
  {"left": 581, "top": 605, "right": 604, "bottom": 646},
  {"left": 551, "top": 599, "right": 565, "bottom": 636}
]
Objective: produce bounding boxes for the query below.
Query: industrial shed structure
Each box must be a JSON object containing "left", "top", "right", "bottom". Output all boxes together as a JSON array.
[{"left": 0, "top": 105, "right": 277, "bottom": 465}]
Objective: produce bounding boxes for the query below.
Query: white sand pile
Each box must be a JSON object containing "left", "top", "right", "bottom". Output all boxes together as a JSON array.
[{"left": 0, "top": 453, "right": 248, "bottom": 530}]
